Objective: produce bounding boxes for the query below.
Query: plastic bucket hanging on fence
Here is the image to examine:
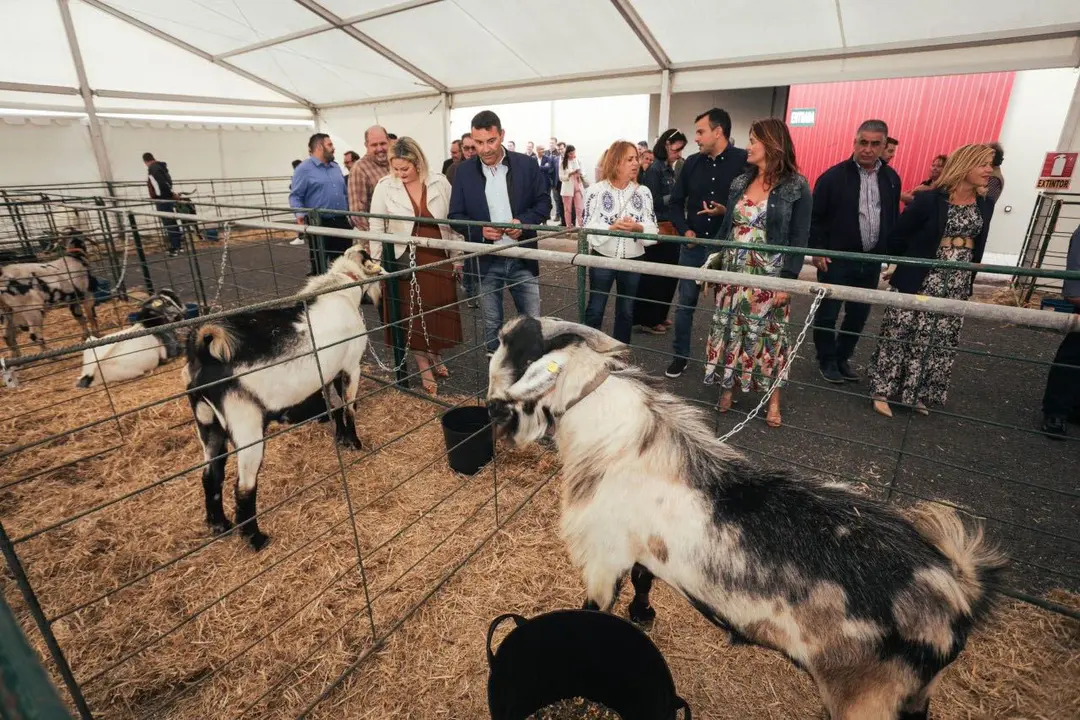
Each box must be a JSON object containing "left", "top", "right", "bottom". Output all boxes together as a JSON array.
[
  {"left": 486, "top": 610, "right": 691, "bottom": 720},
  {"left": 440, "top": 406, "right": 494, "bottom": 475}
]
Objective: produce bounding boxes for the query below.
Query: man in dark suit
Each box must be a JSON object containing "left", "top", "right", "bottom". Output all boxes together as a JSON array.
[
  {"left": 809, "top": 119, "right": 903, "bottom": 384},
  {"left": 448, "top": 110, "right": 551, "bottom": 353}
]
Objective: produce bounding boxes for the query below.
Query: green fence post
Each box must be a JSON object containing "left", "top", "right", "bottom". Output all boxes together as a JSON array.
[
  {"left": 126, "top": 211, "right": 155, "bottom": 295},
  {"left": 577, "top": 228, "right": 587, "bottom": 323},
  {"left": 0, "top": 592, "right": 73, "bottom": 720},
  {"left": 381, "top": 241, "right": 410, "bottom": 388}
]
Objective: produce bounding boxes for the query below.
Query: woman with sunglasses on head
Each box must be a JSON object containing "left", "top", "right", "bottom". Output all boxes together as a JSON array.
[
  {"left": 702, "top": 117, "right": 811, "bottom": 428},
  {"left": 868, "top": 144, "right": 996, "bottom": 417},
  {"left": 633, "top": 128, "right": 688, "bottom": 334}
]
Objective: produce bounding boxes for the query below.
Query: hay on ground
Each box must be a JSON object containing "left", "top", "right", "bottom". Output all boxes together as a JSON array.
[{"left": 0, "top": 314, "right": 1076, "bottom": 720}]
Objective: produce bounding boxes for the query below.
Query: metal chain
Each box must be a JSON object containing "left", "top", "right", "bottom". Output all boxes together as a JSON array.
[
  {"left": 110, "top": 225, "right": 131, "bottom": 295},
  {"left": 208, "top": 222, "right": 232, "bottom": 310},
  {"left": 717, "top": 287, "right": 828, "bottom": 442},
  {"left": 366, "top": 243, "right": 434, "bottom": 373}
]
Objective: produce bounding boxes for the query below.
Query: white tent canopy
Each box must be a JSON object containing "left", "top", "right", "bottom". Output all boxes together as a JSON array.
[
  {"left": 3, "top": 0, "right": 1080, "bottom": 111},
  {"left": 2, "top": 0, "right": 1080, "bottom": 183}
]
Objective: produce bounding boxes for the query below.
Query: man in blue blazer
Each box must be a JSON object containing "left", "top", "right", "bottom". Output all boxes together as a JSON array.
[{"left": 448, "top": 109, "right": 552, "bottom": 353}]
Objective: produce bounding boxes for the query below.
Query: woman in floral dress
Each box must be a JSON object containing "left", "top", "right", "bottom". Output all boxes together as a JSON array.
[
  {"left": 868, "top": 144, "right": 995, "bottom": 416},
  {"left": 703, "top": 118, "right": 811, "bottom": 428}
]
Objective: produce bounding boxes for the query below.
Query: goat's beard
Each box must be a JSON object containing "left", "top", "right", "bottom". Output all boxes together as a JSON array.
[{"left": 496, "top": 409, "right": 550, "bottom": 448}]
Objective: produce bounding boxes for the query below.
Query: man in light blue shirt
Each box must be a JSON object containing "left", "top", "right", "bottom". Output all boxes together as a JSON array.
[{"left": 289, "top": 133, "right": 351, "bottom": 274}]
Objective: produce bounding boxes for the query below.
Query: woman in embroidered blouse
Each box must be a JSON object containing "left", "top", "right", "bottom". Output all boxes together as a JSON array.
[
  {"left": 559, "top": 144, "right": 585, "bottom": 227},
  {"left": 867, "top": 144, "right": 995, "bottom": 417},
  {"left": 582, "top": 140, "right": 659, "bottom": 343},
  {"left": 703, "top": 117, "right": 811, "bottom": 429}
]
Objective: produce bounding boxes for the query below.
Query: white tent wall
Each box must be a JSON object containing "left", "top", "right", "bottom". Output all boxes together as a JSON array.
[
  {"left": 320, "top": 96, "right": 448, "bottom": 170},
  {"left": 449, "top": 96, "right": 651, "bottom": 185},
  {"left": 983, "top": 67, "right": 1080, "bottom": 267},
  {"left": 101, "top": 121, "right": 313, "bottom": 182},
  {"left": 0, "top": 117, "right": 98, "bottom": 185},
  {"left": 647, "top": 87, "right": 790, "bottom": 149}
]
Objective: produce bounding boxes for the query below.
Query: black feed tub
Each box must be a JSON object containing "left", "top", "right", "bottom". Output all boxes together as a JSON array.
[
  {"left": 487, "top": 610, "right": 691, "bottom": 720},
  {"left": 441, "top": 405, "right": 495, "bottom": 475}
]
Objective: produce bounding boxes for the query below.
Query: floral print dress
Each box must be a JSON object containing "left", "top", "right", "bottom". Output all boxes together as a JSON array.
[
  {"left": 868, "top": 202, "right": 983, "bottom": 407},
  {"left": 703, "top": 196, "right": 790, "bottom": 391}
]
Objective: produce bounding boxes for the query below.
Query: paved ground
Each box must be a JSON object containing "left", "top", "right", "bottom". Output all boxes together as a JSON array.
[{"left": 108, "top": 234, "right": 1079, "bottom": 600}]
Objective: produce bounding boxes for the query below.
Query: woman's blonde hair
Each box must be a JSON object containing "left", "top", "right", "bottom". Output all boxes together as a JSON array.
[
  {"left": 388, "top": 135, "right": 428, "bottom": 178},
  {"left": 932, "top": 143, "right": 994, "bottom": 194},
  {"left": 599, "top": 140, "right": 638, "bottom": 184}
]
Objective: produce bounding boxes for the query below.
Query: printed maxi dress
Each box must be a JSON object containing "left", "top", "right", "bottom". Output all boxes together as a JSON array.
[
  {"left": 868, "top": 202, "right": 983, "bottom": 407},
  {"left": 703, "top": 196, "right": 790, "bottom": 391}
]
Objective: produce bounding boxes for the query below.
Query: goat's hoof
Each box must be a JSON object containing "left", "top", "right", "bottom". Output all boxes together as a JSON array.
[
  {"left": 246, "top": 532, "right": 271, "bottom": 551},
  {"left": 207, "top": 518, "right": 233, "bottom": 535},
  {"left": 336, "top": 434, "right": 363, "bottom": 450},
  {"left": 628, "top": 602, "right": 656, "bottom": 627}
]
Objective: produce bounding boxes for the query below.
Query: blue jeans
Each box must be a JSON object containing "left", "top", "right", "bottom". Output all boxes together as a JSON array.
[
  {"left": 156, "top": 201, "right": 183, "bottom": 252},
  {"left": 584, "top": 265, "right": 640, "bottom": 344},
  {"left": 461, "top": 256, "right": 481, "bottom": 298},
  {"left": 672, "top": 244, "right": 709, "bottom": 359},
  {"left": 480, "top": 257, "right": 541, "bottom": 352}
]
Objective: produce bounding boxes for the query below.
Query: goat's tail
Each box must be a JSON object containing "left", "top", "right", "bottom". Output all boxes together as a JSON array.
[
  {"left": 910, "top": 503, "right": 1008, "bottom": 619},
  {"left": 193, "top": 323, "right": 237, "bottom": 363}
]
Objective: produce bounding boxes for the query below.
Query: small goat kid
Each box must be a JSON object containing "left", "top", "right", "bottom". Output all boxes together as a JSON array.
[
  {"left": 184, "top": 247, "right": 385, "bottom": 550},
  {"left": 1, "top": 228, "right": 99, "bottom": 357},
  {"left": 486, "top": 316, "right": 1007, "bottom": 720},
  {"left": 76, "top": 290, "right": 185, "bottom": 388}
]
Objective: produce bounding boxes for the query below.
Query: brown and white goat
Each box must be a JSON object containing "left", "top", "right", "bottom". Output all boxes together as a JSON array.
[
  {"left": 485, "top": 316, "right": 1007, "bottom": 720},
  {"left": 1, "top": 227, "right": 98, "bottom": 357}
]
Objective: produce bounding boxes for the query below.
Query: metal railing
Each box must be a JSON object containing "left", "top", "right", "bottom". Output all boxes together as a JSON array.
[{"left": 1, "top": 195, "right": 1077, "bottom": 718}]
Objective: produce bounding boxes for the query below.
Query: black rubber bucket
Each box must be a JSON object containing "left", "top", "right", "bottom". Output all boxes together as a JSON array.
[
  {"left": 441, "top": 406, "right": 495, "bottom": 475},
  {"left": 487, "top": 610, "right": 691, "bottom": 720}
]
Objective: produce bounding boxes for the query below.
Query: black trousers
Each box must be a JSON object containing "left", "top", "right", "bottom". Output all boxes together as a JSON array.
[
  {"left": 1042, "top": 330, "right": 1080, "bottom": 421},
  {"left": 632, "top": 230, "right": 680, "bottom": 327},
  {"left": 813, "top": 258, "right": 882, "bottom": 365},
  {"left": 305, "top": 214, "right": 353, "bottom": 274}
]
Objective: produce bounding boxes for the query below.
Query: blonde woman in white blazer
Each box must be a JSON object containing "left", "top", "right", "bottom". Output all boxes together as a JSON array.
[{"left": 368, "top": 137, "right": 463, "bottom": 395}]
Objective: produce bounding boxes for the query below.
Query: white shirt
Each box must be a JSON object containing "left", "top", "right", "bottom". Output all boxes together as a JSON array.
[
  {"left": 581, "top": 180, "right": 659, "bottom": 259},
  {"left": 483, "top": 149, "right": 514, "bottom": 246}
]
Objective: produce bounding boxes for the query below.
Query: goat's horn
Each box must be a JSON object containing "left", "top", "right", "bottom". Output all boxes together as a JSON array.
[{"left": 539, "top": 317, "right": 625, "bottom": 354}]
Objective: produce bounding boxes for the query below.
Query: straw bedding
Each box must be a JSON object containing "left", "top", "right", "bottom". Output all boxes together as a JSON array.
[{"left": 1, "top": 312, "right": 1077, "bottom": 720}]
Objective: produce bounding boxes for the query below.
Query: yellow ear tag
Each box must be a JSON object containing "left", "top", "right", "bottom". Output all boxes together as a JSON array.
[{"left": 546, "top": 361, "right": 560, "bottom": 374}]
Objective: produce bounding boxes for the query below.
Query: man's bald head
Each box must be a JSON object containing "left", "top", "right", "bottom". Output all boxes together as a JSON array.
[{"left": 364, "top": 125, "right": 390, "bottom": 165}]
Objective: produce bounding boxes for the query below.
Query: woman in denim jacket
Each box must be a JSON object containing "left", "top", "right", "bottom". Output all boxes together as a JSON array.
[{"left": 702, "top": 117, "right": 811, "bottom": 428}]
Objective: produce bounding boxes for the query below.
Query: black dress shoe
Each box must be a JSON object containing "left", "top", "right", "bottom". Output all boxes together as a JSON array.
[
  {"left": 837, "top": 359, "right": 859, "bottom": 382},
  {"left": 819, "top": 361, "right": 845, "bottom": 384},
  {"left": 1042, "top": 415, "right": 1067, "bottom": 439}
]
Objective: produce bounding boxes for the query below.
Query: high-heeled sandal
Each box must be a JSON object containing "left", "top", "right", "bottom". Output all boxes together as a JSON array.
[
  {"left": 718, "top": 390, "right": 734, "bottom": 413},
  {"left": 765, "top": 403, "right": 782, "bottom": 428},
  {"left": 872, "top": 396, "right": 893, "bottom": 418},
  {"left": 433, "top": 364, "right": 449, "bottom": 379},
  {"left": 914, "top": 402, "right": 929, "bottom": 416}
]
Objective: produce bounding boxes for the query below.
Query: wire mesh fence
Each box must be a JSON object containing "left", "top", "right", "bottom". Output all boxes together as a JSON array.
[{"left": 1, "top": 193, "right": 1078, "bottom": 719}]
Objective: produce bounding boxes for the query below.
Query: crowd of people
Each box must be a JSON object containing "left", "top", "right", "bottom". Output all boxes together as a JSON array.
[{"left": 273, "top": 105, "right": 1075, "bottom": 437}]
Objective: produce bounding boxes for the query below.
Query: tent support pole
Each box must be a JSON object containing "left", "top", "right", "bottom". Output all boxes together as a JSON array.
[
  {"left": 57, "top": 0, "right": 114, "bottom": 185},
  {"left": 658, "top": 69, "right": 671, "bottom": 134}
]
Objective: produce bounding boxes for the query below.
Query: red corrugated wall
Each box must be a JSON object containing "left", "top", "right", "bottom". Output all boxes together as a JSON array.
[{"left": 786, "top": 73, "right": 1015, "bottom": 192}]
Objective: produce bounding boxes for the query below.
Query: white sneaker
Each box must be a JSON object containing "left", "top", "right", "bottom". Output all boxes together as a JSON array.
[{"left": 289, "top": 238, "right": 305, "bottom": 246}]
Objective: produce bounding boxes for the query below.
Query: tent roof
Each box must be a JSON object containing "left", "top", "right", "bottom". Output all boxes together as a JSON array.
[{"left": 2, "top": 0, "right": 1080, "bottom": 112}]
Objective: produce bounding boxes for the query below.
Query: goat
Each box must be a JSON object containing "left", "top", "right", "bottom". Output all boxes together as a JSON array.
[
  {"left": 76, "top": 290, "right": 185, "bottom": 388},
  {"left": 1, "top": 228, "right": 99, "bottom": 357},
  {"left": 485, "top": 316, "right": 1007, "bottom": 720},
  {"left": 183, "top": 246, "right": 385, "bottom": 550}
]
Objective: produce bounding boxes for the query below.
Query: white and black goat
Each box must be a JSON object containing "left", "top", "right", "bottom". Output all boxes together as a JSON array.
[
  {"left": 183, "top": 246, "right": 385, "bottom": 550},
  {"left": 76, "top": 290, "right": 185, "bottom": 388},
  {"left": 1, "top": 227, "right": 99, "bottom": 357},
  {"left": 486, "top": 316, "right": 1007, "bottom": 720}
]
